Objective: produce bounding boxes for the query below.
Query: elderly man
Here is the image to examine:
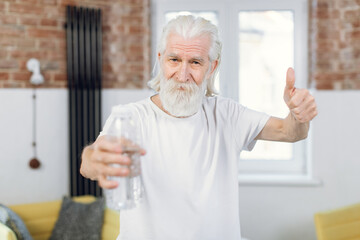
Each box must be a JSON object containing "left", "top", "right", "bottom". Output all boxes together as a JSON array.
[{"left": 80, "top": 15, "right": 317, "bottom": 240}]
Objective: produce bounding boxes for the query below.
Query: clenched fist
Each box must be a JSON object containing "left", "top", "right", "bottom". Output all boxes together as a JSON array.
[{"left": 80, "top": 136, "right": 146, "bottom": 189}]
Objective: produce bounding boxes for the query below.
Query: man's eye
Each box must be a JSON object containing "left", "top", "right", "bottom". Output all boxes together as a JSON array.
[
  {"left": 193, "top": 61, "right": 200, "bottom": 65},
  {"left": 170, "top": 58, "right": 178, "bottom": 62}
]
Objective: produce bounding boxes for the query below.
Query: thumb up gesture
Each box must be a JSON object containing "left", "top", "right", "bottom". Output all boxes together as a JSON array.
[{"left": 283, "top": 68, "right": 318, "bottom": 123}]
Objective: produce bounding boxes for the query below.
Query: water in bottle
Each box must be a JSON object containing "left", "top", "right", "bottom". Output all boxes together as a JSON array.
[{"left": 104, "top": 105, "right": 144, "bottom": 210}]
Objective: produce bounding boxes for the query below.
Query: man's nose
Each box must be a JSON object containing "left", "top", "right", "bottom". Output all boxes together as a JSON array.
[{"left": 177, "top": 63, "right": 190, "bottom": 83}]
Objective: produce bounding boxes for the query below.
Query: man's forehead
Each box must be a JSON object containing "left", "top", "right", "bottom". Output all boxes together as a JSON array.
[{"left": 165, "top": 33, "right": 211, "bottom": 58}]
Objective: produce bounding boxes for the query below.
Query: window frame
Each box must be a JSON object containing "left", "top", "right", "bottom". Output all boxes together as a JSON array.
[{"left": 152, "top": 0, "right": 318, "bottom": 185}]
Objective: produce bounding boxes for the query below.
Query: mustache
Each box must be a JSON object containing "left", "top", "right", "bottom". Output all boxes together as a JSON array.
[{"left": 163, "top": 78, "right": 200, "bottom": 94}]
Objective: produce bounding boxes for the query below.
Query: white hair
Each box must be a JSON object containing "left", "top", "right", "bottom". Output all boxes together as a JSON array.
[{"left": 148, "top": 15, "right": 222, "bottom": 97}]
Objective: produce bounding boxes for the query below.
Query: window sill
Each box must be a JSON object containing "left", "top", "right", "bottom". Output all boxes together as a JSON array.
[{"left": 238, "top": 174, "right": 322, "bottom": 187}]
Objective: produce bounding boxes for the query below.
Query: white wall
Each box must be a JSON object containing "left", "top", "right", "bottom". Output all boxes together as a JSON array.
[
  {"left": 0, "top": 89, "right": 152, "bottom": 205},
  {"left": 0, "top": 89, "right": 68, "bottom": 205},
  {"left": 1, "top": 89, "right": 359, "bottom": 240}
]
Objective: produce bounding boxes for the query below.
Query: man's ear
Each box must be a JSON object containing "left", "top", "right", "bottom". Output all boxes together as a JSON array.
[
  {"left": 210, "top": 60, "right": 218, "bottom": 75},
  {"left": 207, "top": 60, "right": 218, "bottom": 78}
]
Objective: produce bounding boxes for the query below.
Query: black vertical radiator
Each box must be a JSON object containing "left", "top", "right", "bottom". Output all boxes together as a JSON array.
[{"left": 65, "top": 6, "right": 102, "bottom": 197}]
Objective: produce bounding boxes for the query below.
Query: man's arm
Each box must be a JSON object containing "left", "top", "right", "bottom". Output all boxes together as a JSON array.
[{"left": 256, "top": 68, "right": 317, "bottom": 142}]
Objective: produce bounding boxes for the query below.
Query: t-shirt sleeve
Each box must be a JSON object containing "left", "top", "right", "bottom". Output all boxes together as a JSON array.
[{"left": 226, "top": 99, "right": 270, "bottom": 151}]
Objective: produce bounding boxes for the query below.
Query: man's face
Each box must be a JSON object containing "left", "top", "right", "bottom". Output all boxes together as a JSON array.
[
  {"left": 157, "top": 33, "right": 217, "bottom": 117},
  {"left": 159, "top": 33, "right": 214, "bottom": 87}
]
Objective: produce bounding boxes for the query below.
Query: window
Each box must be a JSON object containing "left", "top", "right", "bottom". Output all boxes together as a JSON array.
[
  {"left": 239, "top": 10, "right": 294, "bottom": 162},
  {"left": 153, "top": 0, "right": 316, "bottom": 184}
]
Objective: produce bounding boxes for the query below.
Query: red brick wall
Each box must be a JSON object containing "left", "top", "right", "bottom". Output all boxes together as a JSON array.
[
  {"left": 309, "top": 0, "right": 360, "bottom": 89},
  {"left": 0, "top": 0, "right": 151, "bottom": 88}
]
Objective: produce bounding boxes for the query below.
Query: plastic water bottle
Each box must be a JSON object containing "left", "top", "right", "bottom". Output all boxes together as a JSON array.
[{"left": 104, "top": 105, "right": 144, "bottom": 210}]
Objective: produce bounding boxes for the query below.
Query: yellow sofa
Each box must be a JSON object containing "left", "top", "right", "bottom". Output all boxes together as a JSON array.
[
  {"left": 3, "top": 195, "right": 119, "bottom": 240},
  {"left": 314, "top": 202, "right": 360, "bottom": 240}
]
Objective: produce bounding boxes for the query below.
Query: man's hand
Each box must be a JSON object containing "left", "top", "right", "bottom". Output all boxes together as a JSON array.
[
  {"left": 80, "top": 136, "right": 146, "bottom": 189},
  {"left": 256, "top": 68, "right": 318, "bottom": 142},
  {"left": 284, "top": 68, "right": 317, "bottom": 123}
]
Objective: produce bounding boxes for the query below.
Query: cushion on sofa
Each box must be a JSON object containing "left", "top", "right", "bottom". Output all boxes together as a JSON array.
[
  {"left": 0, "top": 222, "right": 17, "bottom": 240},
  {"left": 9, "top": 199, "right": 62, "bottom": 240},
  {"left": 49, "top": 196, "right": 105, "bottom": 240},
  {"left": 0, "top": 203, "right": 33, "bottom": 240}
]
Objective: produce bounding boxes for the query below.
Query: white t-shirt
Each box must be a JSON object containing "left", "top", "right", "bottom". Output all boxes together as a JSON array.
[{"left": 101, "top": 96, "right": 270, "bottom": 240}]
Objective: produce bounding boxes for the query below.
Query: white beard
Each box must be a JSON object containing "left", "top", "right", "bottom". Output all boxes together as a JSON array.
[{"left": 159, "top": 75, "right": 207, "bottom": 117}]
